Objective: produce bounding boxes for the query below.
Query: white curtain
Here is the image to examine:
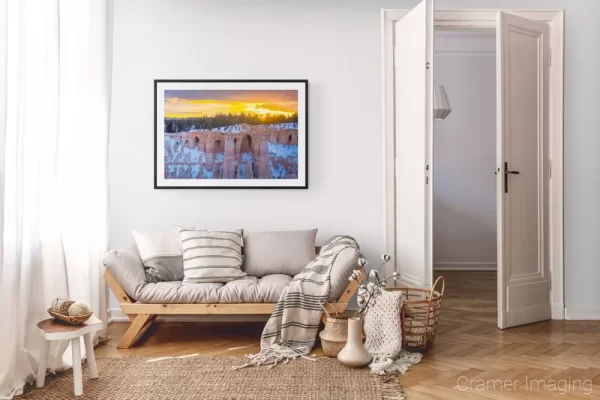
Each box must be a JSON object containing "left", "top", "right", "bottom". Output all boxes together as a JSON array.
[{"left": 0, "top": 0, "right": 112, "bottom": 398}]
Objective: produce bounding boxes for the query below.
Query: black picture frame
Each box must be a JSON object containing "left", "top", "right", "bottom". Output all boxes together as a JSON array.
[{"left": 154, "top": 79, "right": 308, "bottom": 189}]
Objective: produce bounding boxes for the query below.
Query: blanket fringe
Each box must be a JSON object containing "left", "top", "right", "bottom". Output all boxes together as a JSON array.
[
  {"left": 381, "top": 375, "right": 406, "bottom": 400},
  {"left": 234, "top": 345, "right": 315, "bottom": 370},
  {"left": 370, "top": 350, "right": 423, "bottom": 375}
]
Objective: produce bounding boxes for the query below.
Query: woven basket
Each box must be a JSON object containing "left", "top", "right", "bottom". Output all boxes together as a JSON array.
[
  {"left": 386, "top": 276, "right": 445, "bottom": 352},
  {"left": 319, "top": 316, "right": 348, "bottom": 357},
  {"left": 47, "top": 308, "right": 92, "bottom": 325}
]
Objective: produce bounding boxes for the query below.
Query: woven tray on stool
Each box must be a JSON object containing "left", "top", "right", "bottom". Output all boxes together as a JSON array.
[{"left": 47, "top": 308, "right": 93, "bottom": 325}]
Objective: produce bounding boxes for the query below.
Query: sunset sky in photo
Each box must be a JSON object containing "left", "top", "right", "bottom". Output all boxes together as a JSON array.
[{"left": 164, "top": 90, "right": 298, "bottom": 118}]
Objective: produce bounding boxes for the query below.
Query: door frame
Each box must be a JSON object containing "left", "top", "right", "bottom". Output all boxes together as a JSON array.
[{"left": 382, "top": 9, "right": 565, "bottom": 320}]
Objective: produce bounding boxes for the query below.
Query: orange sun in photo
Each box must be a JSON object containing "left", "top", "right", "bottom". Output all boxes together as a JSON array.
[{"left": 164, "top": 90, "right": 298, "bottom": 118}]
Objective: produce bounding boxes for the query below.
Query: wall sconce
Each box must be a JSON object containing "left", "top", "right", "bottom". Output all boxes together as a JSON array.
[{"left": 434, "top": 85, "right": 451, "bottom": 121}]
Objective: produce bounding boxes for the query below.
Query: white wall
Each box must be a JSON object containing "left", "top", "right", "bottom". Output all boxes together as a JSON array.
[
  {"left": 433, "top": 32, "right": 497, "bottom": 269},
  {"left": 108, "top": 0, "right": 401, "bottom": 309},
  {"left": 110, "top": 0, "right": 600, "bottom": 313}
]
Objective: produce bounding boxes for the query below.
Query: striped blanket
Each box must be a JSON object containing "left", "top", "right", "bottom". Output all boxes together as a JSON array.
[{"left": 237, "top": 235, "right": 360, "bottom": 368}]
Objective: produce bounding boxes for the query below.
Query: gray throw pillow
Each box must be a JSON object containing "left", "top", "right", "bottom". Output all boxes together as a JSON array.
[
  {"left": 131, "top": 230, "right": 184, "bottom": 282},
  {"left": 243, "top": 229, "right": 318, "bottom": 277}
]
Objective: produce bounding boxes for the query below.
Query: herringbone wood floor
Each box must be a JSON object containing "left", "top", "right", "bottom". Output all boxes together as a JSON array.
[{"left": 98, "top": 271, "right": 600, "bottom": 399}]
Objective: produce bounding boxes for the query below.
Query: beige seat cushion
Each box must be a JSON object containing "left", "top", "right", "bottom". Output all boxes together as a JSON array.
[{"left": 133, "top": 274, "right": 291, "bottom": 304}]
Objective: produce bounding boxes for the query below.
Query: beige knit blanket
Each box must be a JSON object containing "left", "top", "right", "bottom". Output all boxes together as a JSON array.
[{"left": 364, "top": 287, "right": 422, "bottom": 375}]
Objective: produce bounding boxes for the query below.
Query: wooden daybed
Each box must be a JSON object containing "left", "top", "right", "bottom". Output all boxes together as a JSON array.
[{"left": 104, "top": 245, "right": 364, "bottom": 349}]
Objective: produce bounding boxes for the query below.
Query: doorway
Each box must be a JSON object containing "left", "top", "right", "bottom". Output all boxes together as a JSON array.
[
  {"left": 382, "top": 6, "right": 565, "bottom": 328},
  {"left": 432, "top": 30, "right": 498, "bottom": 314}
]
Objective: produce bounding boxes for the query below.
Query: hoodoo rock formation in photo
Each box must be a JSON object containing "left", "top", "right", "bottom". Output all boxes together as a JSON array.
[{"left": 164, "top": 123, "right": 299, "bottom": 180}]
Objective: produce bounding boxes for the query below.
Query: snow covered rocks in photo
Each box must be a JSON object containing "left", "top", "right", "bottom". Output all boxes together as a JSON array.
[{"left": 163, "top": 123, "right": 299, "bottom": 180}]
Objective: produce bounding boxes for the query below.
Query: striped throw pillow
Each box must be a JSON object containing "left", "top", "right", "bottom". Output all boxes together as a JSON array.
[{"left": 179, "top": 228, "right": 246, "bottom": 284}]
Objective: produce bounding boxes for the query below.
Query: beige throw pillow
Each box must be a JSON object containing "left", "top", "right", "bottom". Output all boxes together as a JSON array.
[
  {"left": 242, "top": 229, "right": 318, "bottom": 277},
  {"left": 179, "top": 228, "right": 246, "bottom": 284}
]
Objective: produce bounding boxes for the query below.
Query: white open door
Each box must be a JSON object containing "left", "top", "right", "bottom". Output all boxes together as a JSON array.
[
  {"left": 394, "top": 0, "right": 434, "bottom": 289},
  {"left": 497, "top": 12, "right": 551, "bottom": 329}
]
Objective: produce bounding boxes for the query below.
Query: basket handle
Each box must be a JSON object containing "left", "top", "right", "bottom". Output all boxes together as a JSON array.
[{"left": 432, "top": 276, "right": 445, "bottom": 296}]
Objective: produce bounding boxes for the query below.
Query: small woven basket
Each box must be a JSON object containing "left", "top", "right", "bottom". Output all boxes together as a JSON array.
[
  {"left": 48, "top": 308, "right": 92, "bottom": 325},
  {"left": 386, "top": 276, "right": 445, "bottom": 352},
  {"left": 319, "top": 316, "right": 348, "bottom": 357}
]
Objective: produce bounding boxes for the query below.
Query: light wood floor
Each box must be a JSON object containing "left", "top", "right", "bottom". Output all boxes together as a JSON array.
[{"left": 97, "top": 271, "right": 600, "bottom": 399}]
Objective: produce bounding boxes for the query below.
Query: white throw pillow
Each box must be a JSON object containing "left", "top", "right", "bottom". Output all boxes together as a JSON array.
[
  {"left": 132, "top": 230, "right": 183, "bottom": 282},
  {"left": 179, "top": 228, "right": 246, "bottom": 284}
]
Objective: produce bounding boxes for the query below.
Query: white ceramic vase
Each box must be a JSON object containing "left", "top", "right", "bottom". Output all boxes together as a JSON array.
[{"left": 337, "top": 316, "right": 372, "bottom": 367}]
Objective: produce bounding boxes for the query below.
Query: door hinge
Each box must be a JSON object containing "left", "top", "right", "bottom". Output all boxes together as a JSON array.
[
  {"left": 426, "top": 62, "right": 430, "bottom": 70},
  {"left": 426, "top": 164, "right": 429, "bottom": 185}
]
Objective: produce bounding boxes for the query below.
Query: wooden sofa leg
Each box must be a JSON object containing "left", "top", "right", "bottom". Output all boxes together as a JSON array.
[
  {"left": 117, "top": 314, "right": 156, "bottom": 349},
  {"left": 320, "top": 268, "right": 365, "bottom": 325}
]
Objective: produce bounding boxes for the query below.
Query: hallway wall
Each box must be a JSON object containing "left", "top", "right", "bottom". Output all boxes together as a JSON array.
[{"left": 433, "top": 31, "right": 497, "bottom": 270}]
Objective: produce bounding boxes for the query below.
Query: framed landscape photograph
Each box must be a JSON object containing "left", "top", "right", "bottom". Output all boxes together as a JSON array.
[{"left": 154, "top": 80, "right": 308, "bottom": 189}]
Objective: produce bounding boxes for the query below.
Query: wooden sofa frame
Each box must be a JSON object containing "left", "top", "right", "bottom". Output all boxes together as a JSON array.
[{"left": 105, "top": 246, "right": 365, "bottom": 349}]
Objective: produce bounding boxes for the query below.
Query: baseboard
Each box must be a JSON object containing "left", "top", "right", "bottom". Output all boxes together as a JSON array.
[
  {"left": 551, "top": 303, "right": 565, "bottom": 320},
  {"left": 565, "top": 306, "right": 600, "bottom": 320},
  {"left": 434, "top": 262, "right": 497, "bottom": 271},
  {"left": 108, "top": 308, "right": 126, "bottom": 323},
  {"left": 108, "top": 307, "right": 271, "bottom": 323}
]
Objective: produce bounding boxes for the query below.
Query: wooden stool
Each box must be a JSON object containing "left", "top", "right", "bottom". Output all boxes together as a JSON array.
[{"left": 37, "top": 316, "right": 104, "bottom": 397}]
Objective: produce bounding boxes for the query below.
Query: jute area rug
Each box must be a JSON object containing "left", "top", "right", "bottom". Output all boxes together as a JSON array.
[{"left": 21, "top": 356, "right": 405, "bottom": 400}]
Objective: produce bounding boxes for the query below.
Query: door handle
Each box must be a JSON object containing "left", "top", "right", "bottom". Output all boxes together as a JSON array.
[{"left": 504, "top": 162, "right": 520, "bottom": 193}]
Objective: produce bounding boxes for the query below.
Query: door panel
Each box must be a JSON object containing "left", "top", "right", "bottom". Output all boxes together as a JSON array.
[
  {"left": 394, "top": 0, "right": 434, "bottom": 288},
  {"left": 497, "top": 12, "right": 550, "bottom": 328}
]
